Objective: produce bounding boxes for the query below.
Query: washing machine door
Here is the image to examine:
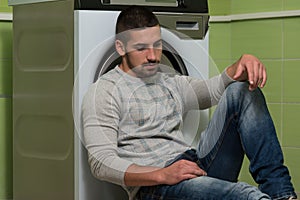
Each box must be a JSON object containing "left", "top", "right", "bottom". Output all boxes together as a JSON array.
[{"left": 93, "top": 40, "right": 188, "bottom": 81}]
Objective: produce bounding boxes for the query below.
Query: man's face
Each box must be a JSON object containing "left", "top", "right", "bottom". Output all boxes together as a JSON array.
[{"left": 118, "top": 25, "right": 163, "bottom": 78}]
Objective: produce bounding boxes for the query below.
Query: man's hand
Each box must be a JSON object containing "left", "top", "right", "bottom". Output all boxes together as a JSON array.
[
  {"left": 159, "top": 160, "right": 207, "bottom": 185},
  {"left": 226, "top": 54, "right": 267, "bottom": 91},
  {"left": 124, "top": 160, "right": 206, "bottom": 186}
]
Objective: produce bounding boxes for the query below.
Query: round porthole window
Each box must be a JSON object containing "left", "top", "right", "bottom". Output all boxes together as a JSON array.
[{"left": 93, "top": 40, "right": 188, "bottom": 82}]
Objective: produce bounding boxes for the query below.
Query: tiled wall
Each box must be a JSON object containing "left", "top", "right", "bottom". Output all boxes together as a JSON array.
[
  {"left": 0, "top": 0, "right": 13, "bottom": 199},
  {"left": 208, "top": 0, "right": 300, "bottom": 195}
]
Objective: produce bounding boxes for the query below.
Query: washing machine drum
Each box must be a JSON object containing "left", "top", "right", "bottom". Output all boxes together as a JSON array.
[{"left": 93, "top": 40, "right": 188, "bottom": 82}]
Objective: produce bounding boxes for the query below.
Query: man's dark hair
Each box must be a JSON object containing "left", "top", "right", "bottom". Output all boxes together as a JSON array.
[{"left": 116, "top": 5, "right": 160, "bottom": 42}]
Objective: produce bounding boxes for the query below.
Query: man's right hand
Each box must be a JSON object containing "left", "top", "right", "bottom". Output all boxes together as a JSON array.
[
  {"left": 159, "top": 160, "right": 207, "bottom": 185},
  {"left": 124, "top": 160, "right": 207, "bottom": 186}
]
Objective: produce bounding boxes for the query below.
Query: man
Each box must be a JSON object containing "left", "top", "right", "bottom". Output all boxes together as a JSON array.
[{"left": 82, "top": 5, "right": 297, "bottom": 200}]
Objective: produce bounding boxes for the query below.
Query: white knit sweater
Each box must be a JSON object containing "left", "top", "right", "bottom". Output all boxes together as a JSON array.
[{"left": 81, "top": 66, "right": 234, "bottom": 199}]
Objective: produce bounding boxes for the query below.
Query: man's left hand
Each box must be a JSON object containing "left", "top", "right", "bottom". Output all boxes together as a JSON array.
[{"left": 227, "top": 54, "right": 267, "bottom": 91}]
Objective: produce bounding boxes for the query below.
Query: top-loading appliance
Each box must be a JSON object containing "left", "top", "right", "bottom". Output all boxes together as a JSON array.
[{"left": 10, "top": 0, "right": 210, "bottom": 199}]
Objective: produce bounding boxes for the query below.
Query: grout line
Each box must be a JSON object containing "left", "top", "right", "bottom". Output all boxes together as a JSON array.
[
  {"left": 214, "top": 58, "right": 300, "bottom": 61},
  {"left": 262, "top": 58, "right": 300, "bottom": 61},
  {"left": 0, "top": 13, "right": 12, "bottom": 21},
  {"left": 268, "top": 102, "right": 300, "bottom": 105},
  {"left": 8, "top": 0, "right": 60, "bottom": 6},
  {"left": 281, "top": 17, "right": 284, "bottom": 143},
  {"left": 210, "top": 10, "right": 300, "bottom": 22},
  {"left": 0, "top": 94, "right": 12, "bottom": 98},
  {"left": 282, "top": 146, "right": 300, "bottom": 149}
]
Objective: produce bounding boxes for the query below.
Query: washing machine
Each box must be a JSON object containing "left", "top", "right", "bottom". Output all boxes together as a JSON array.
[{"left": 73, "top": 0, "right": 210, "bottom": 199}]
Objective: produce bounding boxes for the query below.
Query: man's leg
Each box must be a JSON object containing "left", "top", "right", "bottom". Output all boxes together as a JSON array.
[
  {"left": 197, "top": 82, "right": 296, "bottom": 199},
  {"left": 136, "top": 175, "right": 270, "bottom": 200}
]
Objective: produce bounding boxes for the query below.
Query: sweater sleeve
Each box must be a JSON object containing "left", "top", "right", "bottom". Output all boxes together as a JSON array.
[
  {"left": 81, "top": 80, "right": 133, "bottom": 186},
  {"left": 176, "top": 69, "right": 235, "bottom": 110}
]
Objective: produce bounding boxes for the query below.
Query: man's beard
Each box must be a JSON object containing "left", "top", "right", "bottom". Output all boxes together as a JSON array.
[{"left": 125, "top": 53, "right": 160, "bottom": 78}]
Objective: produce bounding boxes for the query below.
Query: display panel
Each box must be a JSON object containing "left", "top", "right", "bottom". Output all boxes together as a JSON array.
[{"left": 102, "top": 0, "right": 177, "bottom": 7}]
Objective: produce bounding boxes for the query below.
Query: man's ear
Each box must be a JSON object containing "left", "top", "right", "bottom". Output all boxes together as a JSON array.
[{"left": 115, "top": 40, "right": 126, "bottom": 56}]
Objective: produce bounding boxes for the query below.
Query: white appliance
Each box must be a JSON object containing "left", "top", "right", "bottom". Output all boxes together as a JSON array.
[
  {"left": 74, "top": 3, "right": 210, "bottom": 200},
  {"left": 10, "top": 0, "right": 210, "bottom": 199}
]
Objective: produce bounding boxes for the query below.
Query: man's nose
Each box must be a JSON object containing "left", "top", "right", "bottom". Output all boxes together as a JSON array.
[{"left": 146, "top": 47, "right": 156, "bottom": 61}]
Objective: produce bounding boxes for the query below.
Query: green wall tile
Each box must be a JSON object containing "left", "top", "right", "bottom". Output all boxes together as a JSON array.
[
  {"left": 0, "top": 22, "right": 13, "bottom": 59},
  {"left": 283, "top": 60, "right": 300, "bottom": 103},
  {"left": 0, "top": 0, "right": 12, "bottom": 13},
  {"left": 231, "top": 19, "right": 283, "bottom": 60},
  {"left": 283, "top": 17, "right": 300, "bottom": 59},
  {"left": 283, "top": 148, "right": 300, "bottom": 193},
  {"left": 231, "top": 0, "right": 283, "bottom": 14},
  {"left": 0, "top": 59, "right": 12, "bottom": 95},
  {"left": 0, "top": 98, "right": 12, "bottom": 199},
  {"left": 209, "top": 23, "right": 232, "bottom": 60},
  {"left": 282, "top": 104, "right": 300, "bottom": 147},
  {"left": 208, "top": 0, "right": 231, "bottom": 16},
  {"left": 284, "top": 0, "right": 300, "bottom": 11},
  {"left": 261, "top": 60, "right": 282, "bottom": 103},
  {"left": 0, "top": 3, "right": 13, "bottom": 200}
]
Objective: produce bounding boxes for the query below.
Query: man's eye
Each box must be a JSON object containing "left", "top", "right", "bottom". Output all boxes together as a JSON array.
[
  {"left": 154, "top": 42, "right": 162, "bottom": 48},
  {"left": 135, "top": 45, "right": 147, "bottom": 51},
  {"left": 137, "top": 47, "right": 146, "bottom": 51}
]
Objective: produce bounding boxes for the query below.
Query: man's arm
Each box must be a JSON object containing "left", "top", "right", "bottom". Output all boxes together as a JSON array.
[{"left": 82, "top": 81, "right": 133, "bottom": 186}]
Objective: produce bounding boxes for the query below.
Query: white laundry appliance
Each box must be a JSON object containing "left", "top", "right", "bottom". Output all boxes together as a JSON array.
[
  {"left": 74, "top": 1, "right": 210, "bottom": 199},
  {"left": 10, "top": 0, "right": 210, "bottom": 199}
]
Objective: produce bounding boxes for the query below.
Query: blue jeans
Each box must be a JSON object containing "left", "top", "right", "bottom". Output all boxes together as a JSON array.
[{"left": 136, "top": 82, "right": 296, "bottom": 200}]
